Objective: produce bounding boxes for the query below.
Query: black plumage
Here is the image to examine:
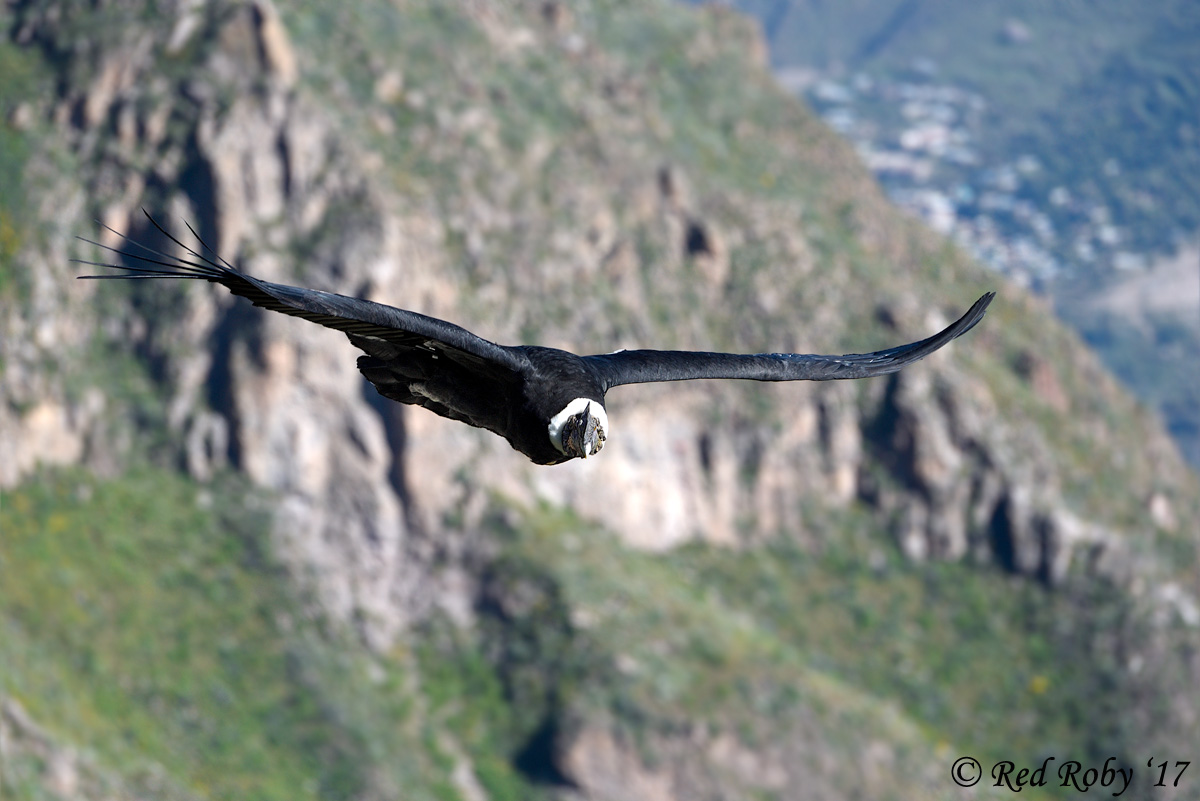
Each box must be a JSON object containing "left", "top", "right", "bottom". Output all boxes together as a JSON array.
[{"left": 77, "top": 213, "right": 995, "bottom": 465}]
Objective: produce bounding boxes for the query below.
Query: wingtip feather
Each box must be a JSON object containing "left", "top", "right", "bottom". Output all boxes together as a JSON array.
[{"left": 953, "top": 291, "right": 996, "bottom": 339}]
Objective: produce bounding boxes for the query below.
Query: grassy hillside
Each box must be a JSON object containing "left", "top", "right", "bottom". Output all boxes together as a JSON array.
[
  {"left": 2, "top": 469, "right": 393, "bottom": 799},
  {"left": 2, "top": 467, "right": 1150, "bottom": 800}
]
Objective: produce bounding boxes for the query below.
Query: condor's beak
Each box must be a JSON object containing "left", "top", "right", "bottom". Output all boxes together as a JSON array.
[
  {"left": 562, "top": 407, "right": 606, "bottom": 459},
  {"left": 584, "top": 412, "right": 606, "bottom": 457}
]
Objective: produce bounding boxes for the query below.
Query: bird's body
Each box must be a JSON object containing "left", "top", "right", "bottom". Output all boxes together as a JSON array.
[
  {"left": 78, "top": 213, "right": 994, "bottom": 464},
  {"left": 356, "top": 338, "right": 608, "bottom": 464}
]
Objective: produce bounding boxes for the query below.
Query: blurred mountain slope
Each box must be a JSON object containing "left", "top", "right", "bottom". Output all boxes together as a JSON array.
[{"left": 710, "top": 0, "right": 1200, "bottom": 466}]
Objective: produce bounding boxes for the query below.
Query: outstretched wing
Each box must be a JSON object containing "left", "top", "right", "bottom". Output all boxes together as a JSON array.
[
  {"left": 584, "top": 292, "right": 994, "bottom": 390},
  {"left": 75, "top": 211, "right": 528, "bottom": 378}
]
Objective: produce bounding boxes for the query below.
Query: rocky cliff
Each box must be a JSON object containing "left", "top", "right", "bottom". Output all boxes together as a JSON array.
[{"left": 2, "top": 1, "right": 1199, "bottom": 800}]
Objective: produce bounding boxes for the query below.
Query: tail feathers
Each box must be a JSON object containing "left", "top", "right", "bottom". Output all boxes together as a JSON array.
[{"left": 74, "top": 209, "right": 235, "bottom": 282}]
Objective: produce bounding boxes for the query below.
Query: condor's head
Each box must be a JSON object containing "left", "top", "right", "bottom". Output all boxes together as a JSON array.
[{"left": 548, "top": 398, "right": 608, "bottom": 460}]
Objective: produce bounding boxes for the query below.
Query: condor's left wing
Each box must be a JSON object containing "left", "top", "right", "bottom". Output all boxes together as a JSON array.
[{"left": 584, "top": 292, "right": 994, "bottom": 390}]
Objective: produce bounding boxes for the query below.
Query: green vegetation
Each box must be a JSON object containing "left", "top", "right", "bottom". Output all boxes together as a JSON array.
[
  {"left": 490, "top": 500, "right": 1142, "bottom": 783},
  {"left": 593, "top": 3, "right": 824, "bottom": 201},
  {"left": 0, "top": 36, "right": 45, "bottom": 300},
  {"left": 0, "top": 468, "right": 568, "bottom": 800},
  {"left": 1, "top": 469, "right": 366, "bottom": 798},
  {"left": 0, "top": 470, "right": 504, "bottom": 801},
  {"left": 4, "top": 464, "right": 1155, "bottom": 799}
]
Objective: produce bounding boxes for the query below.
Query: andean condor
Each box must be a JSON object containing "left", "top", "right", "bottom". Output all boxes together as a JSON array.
[{"left": 78, "top": 213, "right": 994, "bottom": 465}]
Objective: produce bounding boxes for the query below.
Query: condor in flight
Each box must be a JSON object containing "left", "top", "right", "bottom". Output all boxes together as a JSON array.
[{"left": 78, "top": 213, "right": 994, "bottom": 465}]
